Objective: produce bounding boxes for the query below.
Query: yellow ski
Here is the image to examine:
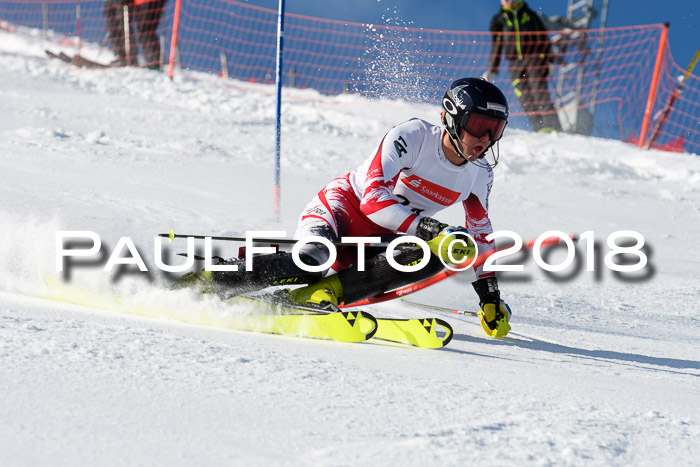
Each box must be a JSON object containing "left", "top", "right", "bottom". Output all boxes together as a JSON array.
[
  {"left": 43, "top": 279, "right": 377, "bottom": 344},
  {"left": 374, "top": 317, "right": 453, "bottom": 349},
  {"left": 228, "top": 297, "right": 378, "bottom": 343},
  {"left": 233, "top": 310, "right": 378, "bottom": 343}
]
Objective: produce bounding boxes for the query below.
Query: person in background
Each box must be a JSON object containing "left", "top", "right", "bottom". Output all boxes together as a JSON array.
[
  {"left": 103, "top": 0, "right": 137, "bottom": 66},
  {"left": 484, "top": 0, "right": 562, "bottom": 133},
  {"left": 133, "top": 0, "right": 167, "bottom": 70}
]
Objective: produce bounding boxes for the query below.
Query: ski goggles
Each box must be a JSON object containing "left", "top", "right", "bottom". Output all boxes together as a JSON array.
[{"left": 462, "top": 112, "right": 507, "bottom": 141}]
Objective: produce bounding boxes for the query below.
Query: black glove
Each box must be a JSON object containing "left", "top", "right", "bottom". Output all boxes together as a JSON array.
[{"left": 415, "top": 217, "right": 448, "bottom": 241}]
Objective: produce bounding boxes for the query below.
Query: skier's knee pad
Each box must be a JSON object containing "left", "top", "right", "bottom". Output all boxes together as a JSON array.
[{"left": 297, "top": 242, "right": 333, "bottom": 270}]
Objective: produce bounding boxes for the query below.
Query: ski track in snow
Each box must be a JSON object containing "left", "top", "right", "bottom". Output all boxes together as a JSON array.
[{"left": 1, "top": 29, "right": 700, "bottom": 466}]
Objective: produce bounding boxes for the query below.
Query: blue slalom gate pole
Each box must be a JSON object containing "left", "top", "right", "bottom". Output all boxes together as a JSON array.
[{"left": 273, "top": 0, "right": 286, "bottom": 221}]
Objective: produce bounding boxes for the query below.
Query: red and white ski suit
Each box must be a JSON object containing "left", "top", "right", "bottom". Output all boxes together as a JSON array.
[{"left": 295, "top": 118, "right": 496, "bottom": 279}]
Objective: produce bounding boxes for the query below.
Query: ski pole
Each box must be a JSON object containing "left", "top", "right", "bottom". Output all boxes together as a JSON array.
[
  {"left": 160, "top": 230, "right": 390, "bottom": 247},
  {"left": 400, "top": 299, "right": 481, "bottom": 317},
  {"left": 344, "top": 233, "right": 575, "bottom": 308},
  {"left": 162, "top": 232, "right": 304, "bottom": 245}
]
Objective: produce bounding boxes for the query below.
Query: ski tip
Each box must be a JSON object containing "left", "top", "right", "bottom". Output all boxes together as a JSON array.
[
  {"left": 433, "top": 317, "right": 454, "bottom": 348},
  {"left": 360, "top": 310, "right": 379, "bottom": 341},
  {"left": 374, "top": 317, "right": 454, "bottom": 349}
]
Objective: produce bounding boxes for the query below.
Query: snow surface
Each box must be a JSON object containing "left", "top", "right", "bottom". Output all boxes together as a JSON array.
[{"left": 1, "top": 29, "right": 700, "bottom": 466}]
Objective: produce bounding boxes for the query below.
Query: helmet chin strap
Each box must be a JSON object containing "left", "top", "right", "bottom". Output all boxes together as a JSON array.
[
  {"left": 447, "top": 131, "right": 468, "bottom": 161},
  {"left": 447, "top": 131, "right": 500, "bottom": 169},
  {"left": 472, "top": 142, "right": 500, "bottom": 169}
]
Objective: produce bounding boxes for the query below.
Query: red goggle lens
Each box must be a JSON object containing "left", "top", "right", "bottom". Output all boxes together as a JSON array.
[{"left": 462, "top": 113, "right": 507, "bottom": 141}]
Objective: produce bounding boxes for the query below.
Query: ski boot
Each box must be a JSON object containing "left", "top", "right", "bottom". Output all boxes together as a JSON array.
[
  {"left": 287, "top": 274, "right": 344, "bottom": 310},
  {"left": 171, "top": 269, "right": 216, "bottom": 295}
]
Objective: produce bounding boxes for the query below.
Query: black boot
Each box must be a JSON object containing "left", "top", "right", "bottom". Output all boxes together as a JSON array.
[
  {"left": 211, "top": 252, "right": 324, "bottom": 297},
  {"left": 337, "top": 246, "right": 445, "bottom": 305}
]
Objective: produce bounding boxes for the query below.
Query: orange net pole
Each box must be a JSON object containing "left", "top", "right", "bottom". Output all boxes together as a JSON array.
[
  {"left": 637, "top": 22, "right": 668, "bottom": 148},
  {"left": 167, "top": 0, "right": 181, "bottom": 79}
]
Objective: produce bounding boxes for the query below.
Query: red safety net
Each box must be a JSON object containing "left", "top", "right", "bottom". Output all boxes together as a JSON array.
[{"left": 1, "top": 0, "right": 698, "bottom": 154}]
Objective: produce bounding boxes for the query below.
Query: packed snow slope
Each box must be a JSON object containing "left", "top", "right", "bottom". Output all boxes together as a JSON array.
[{"left": 1, "top": 30, "right": 699, "bottom": 466}]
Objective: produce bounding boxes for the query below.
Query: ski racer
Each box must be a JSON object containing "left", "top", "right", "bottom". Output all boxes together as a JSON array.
[{"left": 178, "top": 77, "right": 512, "bottom": 338}]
